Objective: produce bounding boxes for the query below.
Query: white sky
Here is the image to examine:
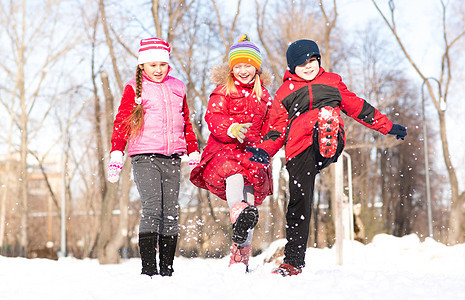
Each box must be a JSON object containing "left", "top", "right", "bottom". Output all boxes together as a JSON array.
[{"left": 339, "top": 0, "right": 444, "bottom": 76}]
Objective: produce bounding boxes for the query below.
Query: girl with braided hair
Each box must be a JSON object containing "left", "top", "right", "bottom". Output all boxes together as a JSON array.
[{"left": 107, "top": 37, "right": 200, "bottom": 277}]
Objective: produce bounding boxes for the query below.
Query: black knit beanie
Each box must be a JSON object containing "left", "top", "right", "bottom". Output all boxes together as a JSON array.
[{"left": 286, "top": 39, "right": 321, "bottom": 74}]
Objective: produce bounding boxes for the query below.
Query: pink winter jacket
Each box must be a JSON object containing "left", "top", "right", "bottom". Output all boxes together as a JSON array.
[{"left": 111, "top": 71, "right": 199, "bottom": 157}]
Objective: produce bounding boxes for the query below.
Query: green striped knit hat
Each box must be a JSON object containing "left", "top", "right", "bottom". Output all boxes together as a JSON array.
[{"left": 228, "top": 34, "right": 262, "bottom": 70}]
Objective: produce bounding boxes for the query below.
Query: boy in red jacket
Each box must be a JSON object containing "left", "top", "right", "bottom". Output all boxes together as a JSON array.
[{"left": 247, "top": 39, "right": 407, "bottom": 276}]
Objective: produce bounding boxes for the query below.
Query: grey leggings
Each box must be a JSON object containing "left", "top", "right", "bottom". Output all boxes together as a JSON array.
[{"left": 131, "top": 154, "right": 181, "bottom": 236}]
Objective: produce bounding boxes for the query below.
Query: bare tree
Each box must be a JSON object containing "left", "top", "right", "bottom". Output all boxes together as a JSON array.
[
  {"left": 371, "top": 0, "right": 465, "bottom": 244},
  {"left": 97, "top": 70, "right": 130, "bottom": 264},
  {"left": 153, "top": 0, "right": 214, "bottom": 145},
  {"left": 151, "top": 0, "right": 196, "bottom": 44},
  {"left": 0, "top": 86, "right": 16, "bottom": 253},
  {"left": 255, "top": 0, "right": 327, "bottom": 84},
  {"left": 93, "top": 0, "right": 133, "bottom": 264},
  {"left": 0, "top": 0, "right": 79, "bottom": 256},
  {"left": 318, "top": 0, "right": 338, "bottom": 71},
  {"left": 337, "top": 22, "right": 431, "bottom": 241}
]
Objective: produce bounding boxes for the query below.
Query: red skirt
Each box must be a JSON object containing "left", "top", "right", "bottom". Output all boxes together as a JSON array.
[{"left": 190, "top": 148, "right": 272, "bottom": 206}]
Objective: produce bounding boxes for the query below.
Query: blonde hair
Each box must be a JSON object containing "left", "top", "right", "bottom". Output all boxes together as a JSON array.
[
  {"left": 223, "top": 72, "right": 263, "bottom": 99},
  {"left": 126, "top": 66, "right": 145, "bottom": 138}
]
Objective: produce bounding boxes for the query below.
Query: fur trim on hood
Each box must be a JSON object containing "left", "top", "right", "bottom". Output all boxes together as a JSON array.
[{"left": 210, "top": 63, "right": 274, "bottom": 88}]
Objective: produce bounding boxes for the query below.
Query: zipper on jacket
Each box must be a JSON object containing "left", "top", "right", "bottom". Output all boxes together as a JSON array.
[
  {"left": 284, "top": 115, "right": 297, "bottom": 146},
  {"left": 159, "top": 82, "right": 172, "bottom": 154}
]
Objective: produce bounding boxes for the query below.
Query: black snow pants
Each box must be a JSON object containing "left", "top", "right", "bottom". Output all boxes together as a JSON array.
[{"left": 283, "top": 130, "right": 343, "bottom": 268}]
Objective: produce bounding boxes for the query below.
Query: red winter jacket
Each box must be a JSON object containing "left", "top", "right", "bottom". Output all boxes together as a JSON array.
[
  {"left": 190, "top": 65, "right": 274, "bottom": 205},
  {"left": 259, "top": 68, "right": 394, "bottom": 160}
]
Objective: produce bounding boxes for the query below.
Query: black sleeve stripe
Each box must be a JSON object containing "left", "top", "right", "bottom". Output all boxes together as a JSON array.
[
  {"left": 264, "top": 130, "right": 282, "bottom": 141},
  {"left": 357, "top": 101, "right": 376, "bottom": 125}
]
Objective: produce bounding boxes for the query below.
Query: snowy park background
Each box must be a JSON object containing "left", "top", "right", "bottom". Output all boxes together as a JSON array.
[
  {"left": 2, "top": 234, "right": 465, "bottom": 300},
  {"left": 1, "top": 1, "right": 465, "bottom": 299}
]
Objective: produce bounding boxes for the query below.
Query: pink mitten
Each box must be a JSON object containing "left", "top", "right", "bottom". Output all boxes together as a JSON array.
[{"left": 107, "top": 151, "right": 123, "bottom": 183}]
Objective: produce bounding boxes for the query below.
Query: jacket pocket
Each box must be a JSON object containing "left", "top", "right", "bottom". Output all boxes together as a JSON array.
[
  {"left": 170, "top": 89, "right": 185, "bottom": 114},
  {"left": 172, "top": 89, "right": 184, "bottom": 98}
]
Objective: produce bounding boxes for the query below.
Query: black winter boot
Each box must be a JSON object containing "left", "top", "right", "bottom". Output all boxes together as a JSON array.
[
  {"left": 232, "top": 205, "right": 259, "bottom": 244},
  {"left": 138, "top": 232, "right": 158, "bottom": 276},
  {"left": 158, "top": 234, "right": 177, "bottom": 277}
]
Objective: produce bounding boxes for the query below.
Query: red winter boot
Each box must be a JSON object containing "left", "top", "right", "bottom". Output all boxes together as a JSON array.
[
  {"left": 272, "top": 263, "right": 302, "bottom": 276},
  {"left": 318, "top": 106, "right": 340, "bottom": 158},
  {"left": 229, "top": 243, "right": 251, "bottom": 269}
]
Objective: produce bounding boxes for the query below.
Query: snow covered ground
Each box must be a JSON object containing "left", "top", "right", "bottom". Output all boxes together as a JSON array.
[{"left": 1, "top": 234, "right": 464, "bottom": 300}]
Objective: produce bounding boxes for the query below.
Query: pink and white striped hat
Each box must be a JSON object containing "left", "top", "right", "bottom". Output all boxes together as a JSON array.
[{"left": 138, "top": 38, "right": 171, "bottom": 64}]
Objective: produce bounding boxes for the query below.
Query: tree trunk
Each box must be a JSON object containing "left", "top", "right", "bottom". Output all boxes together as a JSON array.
[
  {"left": 99, "top": 0, "right": 124, "bottom": 92},
  {"left": 0, "top": 93, "right": 17, "bottom": 253},
  {"left": 93, "top": 70, "right": 117, "bottom": 263},
  {"left": 440, "top": 111, "right": 463, "bottom": 244},
  {"left": 18, "top": 37, "right": 28, "bottom": 256},
  {"left": 97, "top": 71, "right": 130, "bottom": 264},
  {"left": 19, "top": 91, "right": 28, "bottom": 256}
]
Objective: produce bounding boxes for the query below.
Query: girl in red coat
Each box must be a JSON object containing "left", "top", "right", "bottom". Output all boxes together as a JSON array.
[
  {"left": 248, "top": 39, "right": 407, "bottom": 276},
  {"left": 190, "top": 35, "right": 273, "bottom": 271}
]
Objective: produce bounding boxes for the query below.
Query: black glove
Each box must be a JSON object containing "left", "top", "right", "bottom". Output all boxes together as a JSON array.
[
  {"left": 246, "top": 147, "right": 270, "bottom": 164},
  {"left": 388, "top": 124, "right": 407, "bottom": 140}
]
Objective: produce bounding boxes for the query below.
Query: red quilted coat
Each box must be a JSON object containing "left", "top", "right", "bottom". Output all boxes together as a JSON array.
[
  {"left": 259, "top": 68, "right": 394, "bottom": 161},
  {"left": 190, "top": 65, "right": 274, "bottom": 205}
]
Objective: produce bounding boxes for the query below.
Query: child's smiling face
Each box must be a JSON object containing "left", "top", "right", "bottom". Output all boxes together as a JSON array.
[
  {"left": 232, "top": 63, "right": 257, "bottom": 84},
  {"left": 141, "top": 62, "right": 169, "bottom": 82},
  {"left": 294, "top": 56, "right": 319, "bottom": 81}
]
